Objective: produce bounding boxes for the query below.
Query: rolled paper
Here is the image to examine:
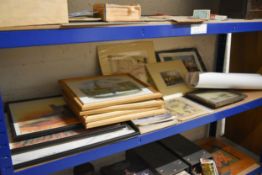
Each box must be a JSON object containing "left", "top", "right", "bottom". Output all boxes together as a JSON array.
[{"left": 186, "top": 72, "right": 262, "bottom": 89}]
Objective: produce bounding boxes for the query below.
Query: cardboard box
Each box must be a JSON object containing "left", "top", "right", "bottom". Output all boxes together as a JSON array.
[
  {"left": 93, "top": 3, "right": 141, "bottom": 22},
  {"left": 0, "top": 0, "right": 68, "bottom": 28}
]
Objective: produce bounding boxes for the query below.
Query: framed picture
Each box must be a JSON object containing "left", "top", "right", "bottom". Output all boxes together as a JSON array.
[
  {"left": 7, "top": 96, "right": 81, "bottom": 141},
  {"left": 185, "top": 90, "right": 247, "bottom": 109},
  {"left": 11, "top": 123, "right": 138, "bottom": 169},
  {"left": 197, "top": 138, "right": 259, "bottom": 175},
  {"left": 98, "top": 41, "right": 157, "bottom": 84},
  {"left": 146, "top": 60, "right": 192, "bottom": 96},
  {"left": 9, "top": 123, "right": 125, "bottom": 154},
  {"left": 156, "top": 48, "right": 206, "bottom": 72},
  {"left": 164, "top": 97, "right": 211, "bottom": 121},
  {"left": 59, "top": 74, "right": 162, "bottom": 111}
]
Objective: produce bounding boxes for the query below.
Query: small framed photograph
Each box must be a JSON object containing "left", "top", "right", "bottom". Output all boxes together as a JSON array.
[
  {"left": 146, "top": 60, "right": 192, "bottom": 96},
  {"left": 156, "top": 48, "right": 206, "bottom": 72},
  {"left": 7, "top": 96, "right": 81, "bottom": 141},
  {"left": 98, "top": 41, "right": 157, "bottom": 84},
  {"left": 185, "top": 90, "right": 247, "bottom": 109}
]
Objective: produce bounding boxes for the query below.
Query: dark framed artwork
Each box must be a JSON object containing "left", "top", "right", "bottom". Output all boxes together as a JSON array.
[
  {"left": 11, "top": 123, "right": 138, "bottom": 169},
  {"left": 156, "top": 48, "right": 207, "bottom": 72},
  {"left": 185, "top": 90, "right": 247, "bottom": 109},
  {"left": 9, "top": 123, "right": 125, "bottom": 154},
  {"left": 7, "top": 96, "right": 81, "bottom": 141}
]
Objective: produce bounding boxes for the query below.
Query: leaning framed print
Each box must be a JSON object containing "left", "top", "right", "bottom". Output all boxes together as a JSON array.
[
  {"left": 185, "top": 90, "right": 247, "bottom": 109},
  {"left": 98, "top": 41, "right": 157, "bottom": 84},
  {"left": 156, "top": 48, "right": 206, "bottom": 72},
  {"left": 146, "top": 60, "right": 192, "bottom": 96},
  {"left": 7, "top": 96, "right": 81, "bottom": 141}
]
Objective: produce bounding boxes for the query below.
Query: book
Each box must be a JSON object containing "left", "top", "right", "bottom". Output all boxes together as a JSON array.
[
  {"left": 164, "top": 97, "right": 212, "bottom": 121},
  {"left": 131, "top": 113, "right": 177, "bottom": 134}
]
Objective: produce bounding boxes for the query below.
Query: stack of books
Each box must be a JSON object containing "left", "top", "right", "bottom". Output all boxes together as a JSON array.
[{"left": 59, "top": 74, "right": 166, "bottom": 128}]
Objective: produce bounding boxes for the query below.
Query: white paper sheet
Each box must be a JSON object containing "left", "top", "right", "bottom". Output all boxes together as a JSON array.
[{"left": 187, "top": 72, "right": 262, "bottom": 89}]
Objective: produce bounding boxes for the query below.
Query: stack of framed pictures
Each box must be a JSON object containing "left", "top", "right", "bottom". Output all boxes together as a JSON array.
[
  {"left": 6, "top": 96, "right": 138, "bottom": 169},
  {"left": 59, "top": 74, "right": 166, "bottom": 129}
]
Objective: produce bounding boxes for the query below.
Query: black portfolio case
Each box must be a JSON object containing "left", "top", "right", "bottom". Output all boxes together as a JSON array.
[{"left": 127, "top": 142, "right": 189, "bottom": 175}]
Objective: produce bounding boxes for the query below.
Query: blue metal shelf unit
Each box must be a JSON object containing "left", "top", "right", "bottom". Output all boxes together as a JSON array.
[{"left": 0, "top": 20, "right": 262, "bottom": 175}]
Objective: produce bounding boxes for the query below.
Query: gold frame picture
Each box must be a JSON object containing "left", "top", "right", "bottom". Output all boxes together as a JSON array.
[
  {"left": 146, "top": 60, "right": 192, "bottom": 96},
  {"left": 59, "top": 74, "right": 162, "bottom": 111},
  {"left": 98, "top": 41, "right": 156, "bottom": 84}
]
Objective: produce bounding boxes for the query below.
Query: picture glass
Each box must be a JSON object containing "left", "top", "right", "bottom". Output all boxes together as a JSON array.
[
  {"left": 194, "top": 92, "right": 239, "bottom": 104},
  {"left": 212, "top": 149, "right": 239, "bottom": 169},
  {"left": 8, "top": 97, "right": 79, "bottom": 138},
  {"left": 160, "top": 71, "right": 184, "bottom": 87},
  {"left": 157, "top": 49, "right": 205, "bottom": 72},
  {"left": 66, "top": 75, "right": 153, "bottom": 104}
]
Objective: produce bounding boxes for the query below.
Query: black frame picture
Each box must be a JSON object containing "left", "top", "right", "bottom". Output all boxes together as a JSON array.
[
  {"left": 156, "top": 48, "right": 207, "bottom": 72},
  {"left": 185, "top": 90, "right": 247, "bottom": 109},
  {"left": 7, "top": 96, "right": 81, "bottom": 141},
  {"left": 11, "top": 123, "right": 138, "bottom": 169}
]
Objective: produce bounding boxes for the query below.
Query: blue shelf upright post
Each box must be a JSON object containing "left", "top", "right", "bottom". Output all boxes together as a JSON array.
[{"left": 0, "top": 96, "right": 14, "bottom": 175}]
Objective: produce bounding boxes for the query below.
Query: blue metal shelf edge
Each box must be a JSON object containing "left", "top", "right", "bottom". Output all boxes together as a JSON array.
[
  {"left": 0, "top": 21, "right": 262, "bottom": 48},
  {"left": 13, "top": 97, "right": 262, "bottom": 175}
]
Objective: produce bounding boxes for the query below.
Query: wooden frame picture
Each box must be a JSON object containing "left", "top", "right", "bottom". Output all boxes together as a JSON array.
[
  {"left": 7, "top": 96, "right": 81, "bottom": 141},
  {"left": 98, "top": 41, "right": 157, "bottom": 84},
  {"left": 197, "top": 138, "right": 259, "bottom": 175},
  {"left": 185, "top": 90, "right": 247, "bottom": 109},
  {"left": 59, "top": 74, "right": 162, "bottom": 111},
  {"left": 146, "top": 60, "right": 192, "bottom": 96},
  {"left": 156, "top": 48, "right": 206, "bottom": 72}
]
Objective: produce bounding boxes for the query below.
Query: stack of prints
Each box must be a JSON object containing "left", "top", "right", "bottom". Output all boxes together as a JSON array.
[{"left": 59, "top": 74, "right": 166, "bottom": 128}]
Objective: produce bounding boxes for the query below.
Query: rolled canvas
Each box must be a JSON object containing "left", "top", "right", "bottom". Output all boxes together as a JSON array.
[{"left": 186, "top": 72, "right": 262, "bottom": 89}]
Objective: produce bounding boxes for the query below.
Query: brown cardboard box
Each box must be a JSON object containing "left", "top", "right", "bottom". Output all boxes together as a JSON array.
[
  {"left": 0, "top": 0, "right": 68, "bottom": 28},
  {"left": 93, "top": 3, "right": 141, "bottom": 22}
]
